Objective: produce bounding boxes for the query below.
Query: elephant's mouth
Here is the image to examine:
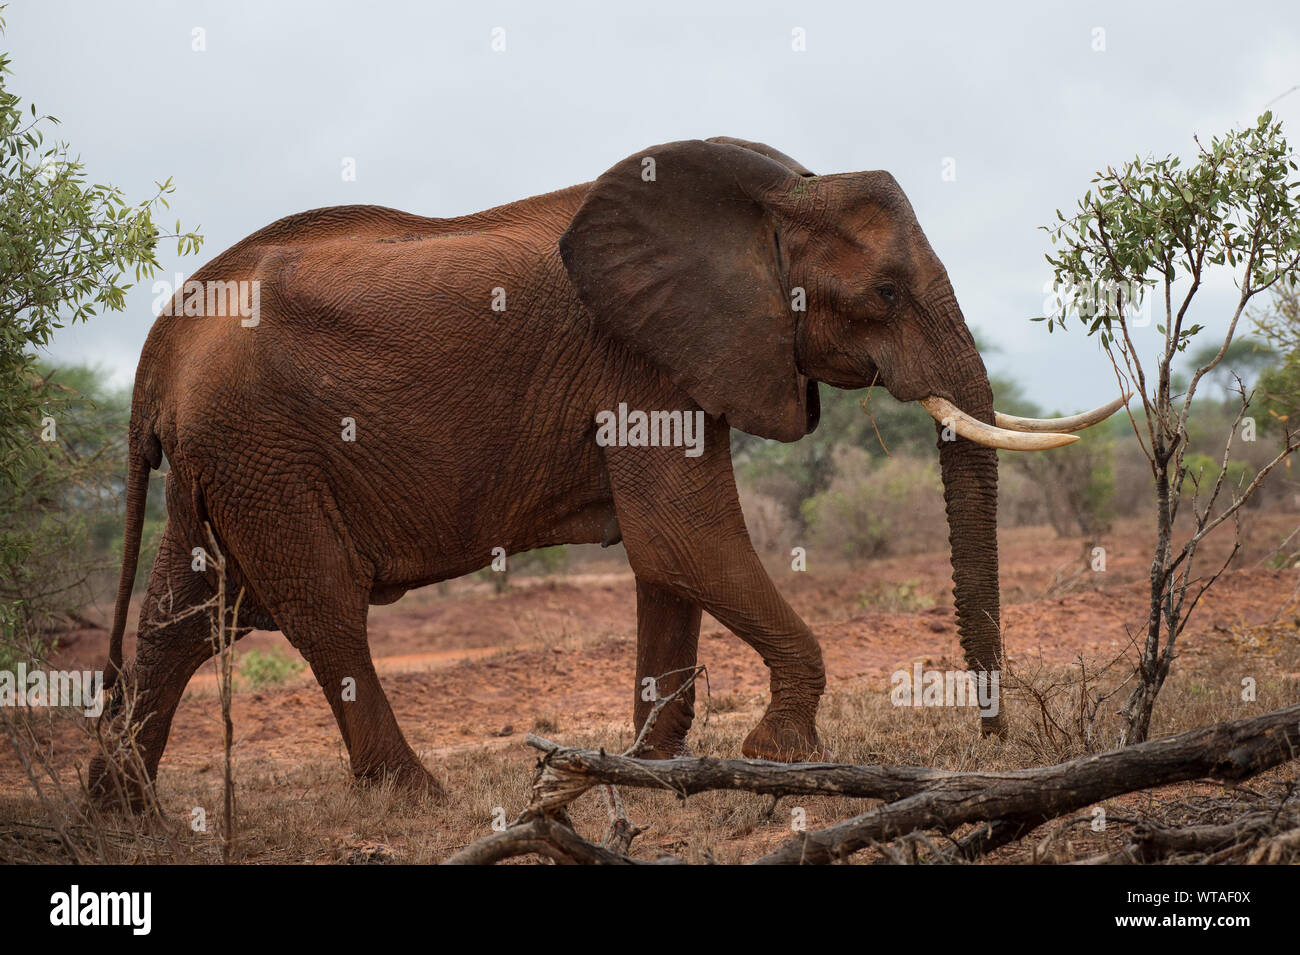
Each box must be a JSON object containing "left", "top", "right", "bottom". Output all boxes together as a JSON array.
[
  {"left": 791, "top": 310, "right": 820, "bottom": 434},
  {"left": 804, "top": 377, "right": 821, "bottom": 434}
]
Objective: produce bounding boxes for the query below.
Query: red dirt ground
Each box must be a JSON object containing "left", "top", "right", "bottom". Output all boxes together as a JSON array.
[{"left": 12, "top": 513, "right": 1300, "bottom": 801}]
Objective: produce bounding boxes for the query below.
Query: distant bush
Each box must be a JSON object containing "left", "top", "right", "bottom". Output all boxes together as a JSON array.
[
  {"left": 732, "top": 386, "right": 944, "bottom": 525},
  {"left": 477, "top": 544, "right": 568, "bottom": 593},
  {"left": 238, "top": 647, "right": 305, "bottom": 690},
  {"left": 855, "top": 579, "right": 936, "bottom": 612},
  {"left": 1014, "top": 435, "right": 1116, "bottom": 540},
  {"left": 801, "top": 448, "right": 947, "bottom": 560},
  {"left": 1182, "top": 453, "right": 1257, "bottom": 505},
  {"left": 997, "top": 461, "right": 1051, "bottom": 527},
  {"left": 515, "top": 545, "right": 568, "bottom": 576},
  {"left": 738, "top": 489, "right": 794, "bottom": 558}
]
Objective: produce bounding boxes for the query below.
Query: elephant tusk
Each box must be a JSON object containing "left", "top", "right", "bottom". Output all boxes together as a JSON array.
[
  {"left": 919, "top": 396, "right": 1079, "bottom": 451},
  {"left": 993, "top": 393, "right": 1134, "bottom": 434}
]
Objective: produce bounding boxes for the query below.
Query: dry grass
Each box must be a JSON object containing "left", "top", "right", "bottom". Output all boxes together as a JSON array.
[{"left": 3, "top": 619, "right": 1297, "bottom": 865}]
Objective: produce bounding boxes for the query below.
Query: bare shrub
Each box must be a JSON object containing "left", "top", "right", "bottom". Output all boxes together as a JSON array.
[
  {"left": 997, "top": 461, "right": 1050, "bottom": 527},
  {"left": 802, "top": 448, "right": 947, "bottom": 560},
  {"left": 1014, "top": 439, "right": 1115, "bottom": 540},
  {"left": 855, "top": 579, "right": 936, "bottom": 612},
  {"left": 1111, "top": 437, "right": 1153, "bottom": 518},
  {"left": 738, "top": 489, "right": 794, "bottom": 558}
]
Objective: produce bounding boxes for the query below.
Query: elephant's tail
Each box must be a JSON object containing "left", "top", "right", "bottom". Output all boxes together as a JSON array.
[{"left": 104, "top": 423, "right": 161, "bottom": 692}]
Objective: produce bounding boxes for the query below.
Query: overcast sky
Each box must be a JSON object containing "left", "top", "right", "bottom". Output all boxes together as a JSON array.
[{"left": 7, "top": 0, "right": 1300, "bottom": 411}]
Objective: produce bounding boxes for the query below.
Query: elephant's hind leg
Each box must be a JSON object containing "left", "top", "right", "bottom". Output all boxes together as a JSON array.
[
  {"left": 632, "top": 577, "right": 701, "bottom": 758},
  {"left": 90, "top": 530, "right": 223, "bottom": 810},
  {"left": 296, "top": 631, "right": 441, "bottom": 797},
  {"left": 219, "top": 502, "right": 442, "bottom": 798}
]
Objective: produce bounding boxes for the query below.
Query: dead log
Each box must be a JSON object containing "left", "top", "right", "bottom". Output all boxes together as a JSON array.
[
  {"left": 756, "top": 702, "right": 1300, "bottom": 864},
  {"left": 442, "top": 815, "right": 680, "bottom": 865},
  {"left": 1134, "top": 815, "right": 1274, "bottom": 859},
  {"left": 937, "top": 819, "right": 1033, "bottom": 863},
  {"left": 448, "top": 703, "right": 1300, "bottom": 865},
  {"left": 1077, "top": 811, "right": 1288, "bottom": 864},
  {"left": 526, "top": 734, "right": 963, "bottom": 809}
]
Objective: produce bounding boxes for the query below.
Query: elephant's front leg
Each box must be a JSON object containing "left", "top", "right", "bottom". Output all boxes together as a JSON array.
[
  {"left": 632, "top": 577, "right": 701, "bottom": 758},
  {"left": 604, "top": 419, "right": 827, "bottom": 762},
  {"left": 698, "top": 572, "right": 828, "bottom": 762}
]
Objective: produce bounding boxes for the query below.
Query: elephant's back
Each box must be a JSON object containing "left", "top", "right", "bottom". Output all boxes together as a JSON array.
[{"left": 132, "top": 183, "right": 604, "bottom": 509}]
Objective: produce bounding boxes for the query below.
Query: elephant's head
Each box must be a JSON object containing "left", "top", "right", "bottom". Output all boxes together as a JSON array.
[{"left": 560, "top": 138, "right": 1122, "bottom": 735}]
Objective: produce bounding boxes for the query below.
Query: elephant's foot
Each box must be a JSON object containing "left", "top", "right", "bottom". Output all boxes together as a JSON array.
[
  {"left": 632, "top": 697, "right": 695, "bottom": 760},
  {"left": 87, "top": 753, "right": 159, "bottom": 814},
  {"left": 637, "top": 737, "right": 693, "bottom": 760},
  {"left": 354, "top": 755, "right": 446, "bottom": 801},
  {"left": 980, "top": 711, "right": 1005, "bottom": 739},
  {"left": 741, "top": 708, "right": 827, "bottom": 762}
]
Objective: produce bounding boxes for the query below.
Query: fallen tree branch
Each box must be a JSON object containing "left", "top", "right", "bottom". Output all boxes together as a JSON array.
[
  {"left": 756, "top": 703, "right": 1300, "bottom": 864},
  {"left": 1247, "top": 824, "right": 1300, "bottom": 863},
  {"left": 450, "top": 703, "right": 1300, "bottom": 864},
  {"left": 600, "top": 784, "right": 645, "bottom": 854},
  {"left": 1136, "top": 814, "right": 1274, "bottom": 858},
  {"left": 1073, "top": 811, "right": 1293, "bottom": 865},
  {"left": 936, "top": 819, "right": 1034, "bottom": 863},
  {"left": 442, "top": 814, "right": 678, "bottom": 866},
  {"left": 525, "top": 734, "right": 964, "bottom": 810}
]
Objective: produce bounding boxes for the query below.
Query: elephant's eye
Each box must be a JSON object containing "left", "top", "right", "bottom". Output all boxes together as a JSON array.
[{"left": 876, "top": 284, "right": 898, "bottom": 305}]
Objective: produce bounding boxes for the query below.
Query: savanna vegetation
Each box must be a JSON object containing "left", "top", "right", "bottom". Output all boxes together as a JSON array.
[{"left": 1, "top": 10, "right": 1297, "bottom": 863}]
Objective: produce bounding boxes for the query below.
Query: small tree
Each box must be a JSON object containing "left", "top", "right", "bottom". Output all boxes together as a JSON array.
[
  {"left": 1038, "top": 112, "right": 1300, "bottom": 744},
  {"left": 0, "top": 8, "right": 201, "bottom": 657}
]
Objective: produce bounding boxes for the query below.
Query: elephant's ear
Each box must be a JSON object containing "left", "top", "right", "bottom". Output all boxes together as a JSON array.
[
  {"left": 559, "top": 139, "right": 811, "bottom": 442},
  {"left": 705, "top": 136, "right": 817, "bottom": 178}
]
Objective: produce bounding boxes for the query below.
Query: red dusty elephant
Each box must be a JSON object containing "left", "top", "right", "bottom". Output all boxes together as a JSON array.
[{"left": 90, "top": 137, "right": 1120, "bottom": 803}]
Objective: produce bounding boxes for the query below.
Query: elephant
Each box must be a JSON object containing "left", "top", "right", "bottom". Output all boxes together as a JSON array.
[{"left": 89, "top": 137, "right": 1122, "bottom": 804}]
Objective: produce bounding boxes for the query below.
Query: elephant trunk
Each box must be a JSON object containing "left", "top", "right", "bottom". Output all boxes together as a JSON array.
[{"left": 933, "top": 322, "right": 1004, "bottom": 735}]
